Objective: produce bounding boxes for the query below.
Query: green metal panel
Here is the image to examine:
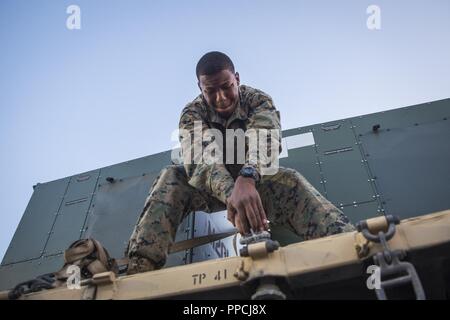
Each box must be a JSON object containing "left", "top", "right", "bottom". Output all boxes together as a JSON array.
[
  {"left": 351, "top": 99, "right": 450, "bottom": 136},
  {"left": 99, "top": 151, "right": 171, "bottom": 183},
  {"left": 44, "top": 170, "right": 100, "bottom": 255},
  {"left": 340, "top": 200, "right": 381, "bottom": 225},
  {"left": 81, "top": 172, "right": 160, "bottom": 258},
  {"left": 0, "top": 254, "right": 63, "bottom": 290},
  {"left": 354, "top": 118, "right": 450, "bottom": 219},
  {"left": 313, "top": 119, "right": 356, "bottom": 151},
  {"left": 280, "top": 144, "right": 326, "bottom": 195},
  {"left": 1, "top": 178, "right": 70, "bottom": 265},
  {"left": 318, "top": 149, "right": 375, "bottom": 206},
  {"left": 312, "top": 120, "right": 375, "bottom": 206}
]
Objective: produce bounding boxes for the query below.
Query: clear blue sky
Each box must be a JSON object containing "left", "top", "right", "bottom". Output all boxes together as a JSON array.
[{"left": 1, "top": 0, "right": 449, "bottom": 262}]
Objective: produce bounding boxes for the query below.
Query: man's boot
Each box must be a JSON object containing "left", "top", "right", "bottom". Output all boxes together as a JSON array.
[{"left": 127, "top": 256, "right": 156, "bottom": 275}]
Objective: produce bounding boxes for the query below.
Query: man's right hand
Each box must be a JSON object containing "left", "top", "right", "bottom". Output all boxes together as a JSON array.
[{"left": 226, "top": 176, "right": 268, "bottom": 235}]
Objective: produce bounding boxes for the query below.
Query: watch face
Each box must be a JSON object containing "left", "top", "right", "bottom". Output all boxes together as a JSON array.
[{"left": 241, "top": 167, "right": 254, "bottom": 177}]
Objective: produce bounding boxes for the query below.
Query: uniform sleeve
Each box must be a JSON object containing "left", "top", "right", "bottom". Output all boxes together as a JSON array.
[
  {"left": 179, "top": 108, "right": 235, "bottom": 204},
  {"left": 245, "top": 93, "right": 282, "bottom": 177}
]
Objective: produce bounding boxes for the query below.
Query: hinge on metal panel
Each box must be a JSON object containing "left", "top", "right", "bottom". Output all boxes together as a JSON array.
[{"left": 356, "top": 215, "right": 426, "bottom": 300}]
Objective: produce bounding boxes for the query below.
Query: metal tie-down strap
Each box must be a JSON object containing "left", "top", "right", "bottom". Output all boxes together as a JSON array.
[{"left": 356, "top": 215, "right": 426, "bottom": 300}]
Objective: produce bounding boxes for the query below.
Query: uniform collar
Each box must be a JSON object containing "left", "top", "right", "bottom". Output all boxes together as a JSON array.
[{"left": 203, "top": 87, "right": 248, "bottom": 127}]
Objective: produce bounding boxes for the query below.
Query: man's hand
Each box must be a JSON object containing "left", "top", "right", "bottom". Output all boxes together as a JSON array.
[{"left": 226, "top": 176, "right": 268, "bottom": 235}]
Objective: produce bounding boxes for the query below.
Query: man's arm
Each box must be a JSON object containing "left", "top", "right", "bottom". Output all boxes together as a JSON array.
[
  {"left": 245, "top": 92, "right": 282, "bottom": 175},
  {"left": 179, "top": 107, "right": 235, "bottom": 204},
  {"left": 227, "top": 92, "right": 282, "bottom": 234}
]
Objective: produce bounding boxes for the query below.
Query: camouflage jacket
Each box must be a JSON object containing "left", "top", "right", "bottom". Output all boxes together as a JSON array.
[{"left": 178, "top": 85, "right": 281, "bottom": 204}]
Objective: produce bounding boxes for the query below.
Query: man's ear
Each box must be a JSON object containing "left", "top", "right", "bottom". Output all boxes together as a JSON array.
[
  {"left": 197, "top": 81, "right": 202, "bottom": 92},
  {"left": 235, "top": 72, "right": 240, "bottom": 86}
]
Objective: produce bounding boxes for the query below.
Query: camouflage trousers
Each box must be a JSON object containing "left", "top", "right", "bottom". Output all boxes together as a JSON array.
[{"left": 126, "top": 165, "right": 355, "bottom": 269}]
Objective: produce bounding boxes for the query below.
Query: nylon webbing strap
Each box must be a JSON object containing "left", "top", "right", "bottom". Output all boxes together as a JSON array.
[{"left": 169, "top": 229, "right": 238, "bottom": 253}]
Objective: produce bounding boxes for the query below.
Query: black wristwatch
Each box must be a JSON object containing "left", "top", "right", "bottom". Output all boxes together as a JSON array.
[{"left": 238, "top": 166, "right": 260, "bottom": 184}]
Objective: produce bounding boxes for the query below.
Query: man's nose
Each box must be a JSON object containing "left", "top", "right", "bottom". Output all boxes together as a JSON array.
[{"left": 216, "top": 89, "right": 226, "bottom": 102}]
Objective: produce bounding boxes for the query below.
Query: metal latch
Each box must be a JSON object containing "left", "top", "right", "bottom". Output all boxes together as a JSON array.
[
  {"left": 238, "top": 231, "right": 285, "bottom": 300},
  {"left": 356, "top": 215, "right": 426, "bottom": 300},
  {"left": 239, "top": 231, "right": 279, "bottom": 258}
]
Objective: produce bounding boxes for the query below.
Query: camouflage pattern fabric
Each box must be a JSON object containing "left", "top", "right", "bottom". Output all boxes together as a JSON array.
[
  {"left": 126, "top": 165, "right": 355, "bottom": 271},
  {"left": 178, "top": 84, "right": 281, "bottom": 204},
  {"left": 126, "top": 85, "right": 354, "bottom": 272}
]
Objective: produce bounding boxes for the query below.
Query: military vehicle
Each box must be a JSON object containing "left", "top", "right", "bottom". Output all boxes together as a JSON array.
[{"left": 1, "top": 98, "right": 449, "bottom": 300}]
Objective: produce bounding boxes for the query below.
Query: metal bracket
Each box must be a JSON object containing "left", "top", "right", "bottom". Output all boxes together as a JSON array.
[
  {"left": 239, "top": 231, "right": 279, "bottom": 258},
  {"left": 238, "top": 231, "right": 285, "bottom": 299},
  {"left": 356, "top": 215, "right": 426, "bottom": 300}
]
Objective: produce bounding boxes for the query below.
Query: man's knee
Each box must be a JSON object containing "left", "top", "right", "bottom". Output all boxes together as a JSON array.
[
  {"left": 147, "top": 165, "right": 188, "bottom": 198},
  {"left": 158, "top": 165, "right": 186, "bottom": 184}
]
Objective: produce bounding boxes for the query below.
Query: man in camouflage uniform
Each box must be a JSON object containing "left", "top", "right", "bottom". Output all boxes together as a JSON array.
[{"left": 126, "top": 52, "right": 354, "bottom": 274}]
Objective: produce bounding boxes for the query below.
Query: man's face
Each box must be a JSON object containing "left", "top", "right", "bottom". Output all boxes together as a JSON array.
[{"left": 198, "top": 69, "right": 240, "bottom": 119}]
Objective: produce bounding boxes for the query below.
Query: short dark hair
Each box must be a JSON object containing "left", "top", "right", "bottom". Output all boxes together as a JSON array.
[{"left": 196, "top": 51, "right": 235, "bottom": 79}]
